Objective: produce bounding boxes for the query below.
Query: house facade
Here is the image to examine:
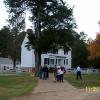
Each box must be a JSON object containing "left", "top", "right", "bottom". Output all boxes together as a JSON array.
[{"left": 21, "top": 35, "right": 72, "bottom": 69}]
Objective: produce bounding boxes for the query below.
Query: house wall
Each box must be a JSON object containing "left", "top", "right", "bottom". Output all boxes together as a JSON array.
[
  {"left": 41, "top": 49, "right": 72, "bottom": 69},
  {"left": 21, "top": 35, "right": 35, "bottom": 68},
  {"left": 66, "top": 51, "right": 72, "bottom": 69}
]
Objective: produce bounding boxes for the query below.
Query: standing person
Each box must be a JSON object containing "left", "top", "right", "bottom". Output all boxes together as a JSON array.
[
  {"left": 76, "top": 66, "right": 82, "bottom": 80},
  {"left": 53, "top": 65, "right": 57, "bottom": 82},
  {"left": 42, "top": 66, "right": 48, "bottom": 80},
  {"left": 60, "top": 66, "right": 66, "bottom": 82},
  {"left": 56, "top": 66, "right": 62, "bottom": 82}
]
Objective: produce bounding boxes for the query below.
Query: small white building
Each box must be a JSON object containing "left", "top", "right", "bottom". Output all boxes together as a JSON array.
[
  {"left": 21, "top": 35, "right": 72, "bottom": 69},
  {"left": 0, "top": 57, "right": 20, "bottom": 71}
]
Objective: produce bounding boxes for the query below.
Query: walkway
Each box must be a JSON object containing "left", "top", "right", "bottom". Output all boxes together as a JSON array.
[{"left": 11, "top": 74, "right": 100, "bottom": 100}]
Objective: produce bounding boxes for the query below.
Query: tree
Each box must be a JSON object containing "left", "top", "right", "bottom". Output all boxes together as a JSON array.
[
  {"left": 0, "top": 26, "right": 26, "bottom": 66},
  {"left": 4, "top": 0, "right": 76, "bottom": 74},
  {"left": 7, "top": 31, "right": 26, "bottom": 65},
  {"left": 0, "top": 26, "right": 10, "bottom": 57},
  {"left": 87, "top": 34, "right": 100, "bottom": 68},
  {"left": 72, "top": 32, "right": 89, "bottom": 68},
  {"left": 4, "top": 0, "right": 26, "bottom": 69},
  {"left": 26, "top": 28, "right": 75, "bottom": 52}
]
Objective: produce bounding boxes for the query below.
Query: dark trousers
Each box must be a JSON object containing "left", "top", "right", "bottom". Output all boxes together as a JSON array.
[
  {"left": 43, "top": 72, "right": 48, "bottom": 80},
  {"left": 76, "top": 71, "right": 82, "bottom": 80},
  {"left": 56, "top": 75, "right": 60, "bottom": 82},
  {"left": 57, "top": 74, "right": 64, "bottom": 82},
  {"left": 60, "top": 74, "right": 64, "bottom": 82}
]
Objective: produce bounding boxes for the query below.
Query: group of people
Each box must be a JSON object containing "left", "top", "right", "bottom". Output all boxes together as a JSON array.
[
  {"left": 39, "top": 65, "right": 82, "bottom": 81},
  {"left": 39, "top": 65, "right": 66, "bottom": 82},
  {"left": 54, "top": 65, "right": 66, "bottom": 82}
]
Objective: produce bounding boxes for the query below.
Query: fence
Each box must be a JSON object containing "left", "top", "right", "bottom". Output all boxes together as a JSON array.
[
  {"left": 66, "top": 68, "right": 100, "bottom": 74},
  {"left": 0, "top": 66, "right": 34, "bottom": 75}
]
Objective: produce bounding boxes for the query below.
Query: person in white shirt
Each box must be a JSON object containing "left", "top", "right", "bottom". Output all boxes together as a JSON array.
[
  {"left": 56, "top": 66, "right": 65, "bottom": 82},
  {"left": 60, "top": 66, "right": 66, "bottom": 82},
  {"left": 76, "top": 66, "right": 82, "bottom": 80}
]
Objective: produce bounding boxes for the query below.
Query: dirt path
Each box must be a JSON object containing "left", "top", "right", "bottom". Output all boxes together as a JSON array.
[{"left": 11, "top": 75, "right": 100, "bottom": 100}]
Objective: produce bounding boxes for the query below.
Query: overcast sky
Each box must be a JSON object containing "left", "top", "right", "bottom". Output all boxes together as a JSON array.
[{"left": 0, "top": 0, "right": 100, "bottom": 39}]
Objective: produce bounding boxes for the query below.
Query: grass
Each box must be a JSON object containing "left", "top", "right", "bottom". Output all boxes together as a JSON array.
[
  {"left": 65, "top": 73, "right": 100, "bottom": 89},
  {"left": 0, "top": 73, "right": 37, "bottom": 100}
]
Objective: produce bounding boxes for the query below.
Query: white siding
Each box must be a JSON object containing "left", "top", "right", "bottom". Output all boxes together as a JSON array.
[
  {"left": 58, "top": 49, "right": 64, "bottom": 55},
  {"left": 21, "top": 35, "right": 35, "bottom": 67},
  {"left": 66, "top": 51, "right": 72, "bottom": 69}
]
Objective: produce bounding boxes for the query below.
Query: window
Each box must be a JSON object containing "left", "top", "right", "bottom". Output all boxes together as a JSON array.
[
  {"left": 64, "top": 50, "right": 68, "bottom": 55},
  {"left": 44, "top": 58, "right": 49, "bottom": 65},
  {"left": 64, "top": 60, "right": 65, "bottom": 65},
  {"left": 56, "top": 59, "right": 57, "bottom": 65},
  {"left": 50, "top": 59, "right": 54, "bottom": 64},
  {"left": 53, "top": 49, "right": 58, "bottom": 54},
  {"left": 66, "top": 59, "right": 68, "bottom": 65}
]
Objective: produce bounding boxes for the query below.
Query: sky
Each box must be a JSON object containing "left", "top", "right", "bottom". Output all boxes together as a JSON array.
[{"left": 0, "top": 0, "right": 100, "bottom": 39}]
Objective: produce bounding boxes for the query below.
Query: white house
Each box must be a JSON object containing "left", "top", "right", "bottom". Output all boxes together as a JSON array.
[
  {"left": 21, "top": 35, "right": 72, "bottom": 69},
  {"left": 0, "top": 57, "right": 20, "bottom": 72}
]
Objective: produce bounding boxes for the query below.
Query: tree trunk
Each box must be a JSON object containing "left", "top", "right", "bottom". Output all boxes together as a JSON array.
[
  {"left": 35, "top": 50, "right": 41, "bottom": 76},
  {"left": 13, "top": 27, "right": 18, "bottom": 70},
  {"left": 34, "top": 1, "right": 42, "bottom": 76},
  {"left": 13, "top": 58, "right": 16, "bottom": 70}
]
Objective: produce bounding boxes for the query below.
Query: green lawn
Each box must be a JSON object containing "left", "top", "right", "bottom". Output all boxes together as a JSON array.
[
  {"left": 65, "top": 73, "right": 100, "bottom": 89},
  {"left": 0, "top": 73, "right": 37, "bottom": 100}
]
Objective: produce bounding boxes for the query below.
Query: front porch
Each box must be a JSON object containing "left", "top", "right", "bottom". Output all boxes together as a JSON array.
[{"left": 43, "top": 55, "right": 68, "bottom": 68}]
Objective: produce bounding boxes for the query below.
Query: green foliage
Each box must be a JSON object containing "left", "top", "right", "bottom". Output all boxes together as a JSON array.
[
  {"left": 26, "top": 28, "right": 75, "bottom": 53},
  {"left": 4, "top": 0, "right": 26, "bottom": 32},
  {"left": 0, "top": 26, "right": 26, "bottom": 63},
  {"left": 0, "top": 26, "right": 11, "bottom": 57},
  {"left": 90, "top": 58, "right": 100, "bottom": 68},
  {"left": 8, "top": 31, "right": 26, "bottom": 62},
  {"left": 4, "top": 0, "right": 26, "bottom": 68},
  {"left": 72, "top": 32, "right": 89, "bottom": 68}
]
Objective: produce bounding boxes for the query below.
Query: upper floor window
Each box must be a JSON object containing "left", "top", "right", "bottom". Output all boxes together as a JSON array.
[
  {"left": 64, "top": 50, "right": 68, "bottom": 55},
  {"left": 53, "top": 49, "right": 58, "bottom": 54},
  {"left": 48, "top": 49, "right": 58, "bottom": 54}
]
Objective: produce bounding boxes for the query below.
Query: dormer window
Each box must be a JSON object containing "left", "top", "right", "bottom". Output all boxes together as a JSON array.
[
  {"left": 48, "top": 49, "right": 58, "bottom": 54},
  {"left": 53, "top": 49, "right": 58, "bottom": 54}
]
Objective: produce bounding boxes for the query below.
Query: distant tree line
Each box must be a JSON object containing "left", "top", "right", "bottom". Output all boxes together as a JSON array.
[{"left": 0, "top": 26, "right": 26, "bottom": 68}]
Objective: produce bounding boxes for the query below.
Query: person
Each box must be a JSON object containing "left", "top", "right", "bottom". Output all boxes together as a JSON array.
[
  {"left": 56, "top": 66, "right": 62, "bottom": 82},
  {"left": 42, "top": 66, "right": 49, "bottom": 80},
  {"left": 60, "top": 66, "right": 66, "bottom": 82},
  {"left": 76, "top": 66, "right": 82, "bottom": 80},
  {"left": 53, "top": 65, "right": 57, "bottom": 82}
]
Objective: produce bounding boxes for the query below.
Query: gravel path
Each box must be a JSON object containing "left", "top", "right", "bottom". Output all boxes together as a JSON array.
[{"left": 10, "top": 75, "right": 100, "bottom": 100}]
